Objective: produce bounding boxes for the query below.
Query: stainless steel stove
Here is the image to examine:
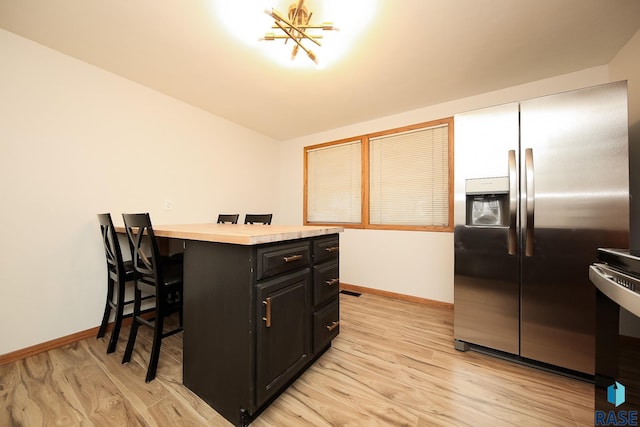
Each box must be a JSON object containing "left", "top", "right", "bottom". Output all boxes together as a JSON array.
[{"left": 591, "top": 248, "right": 640, "bottom": 424}]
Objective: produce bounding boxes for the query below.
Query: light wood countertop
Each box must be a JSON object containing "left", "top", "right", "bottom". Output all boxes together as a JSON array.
[{"left": 116, "top": 223, "right": 343, "bottom": 245}]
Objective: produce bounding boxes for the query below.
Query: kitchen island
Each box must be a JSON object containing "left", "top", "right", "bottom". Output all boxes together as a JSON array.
[{"left": 148, "top": 224, "right": 343, "bottom": 427}]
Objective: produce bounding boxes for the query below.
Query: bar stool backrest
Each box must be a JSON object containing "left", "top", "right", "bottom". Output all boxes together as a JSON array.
[
  {"left": 217, "top": 213, "right": 239, "bottom": 224},
  {"left": 244, "top": 213, "right": 273, "bottom": 225},
  {"left": 122, "top": 213, "right": 162, "bottom": 291}
]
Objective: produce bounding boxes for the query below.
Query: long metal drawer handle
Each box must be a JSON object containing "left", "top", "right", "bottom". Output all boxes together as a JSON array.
[
  {"left": 326, "top": 321, "right": 339, "bottom": 332},
  {"left": 325, "top": 246, "right": 339, "bottom": 253},
  {"left": 283, "top": 254, "right": 303, "bottom": 263},
  {"left": 263, "top": 297, "right": 271, "bottom": 327},
  {"left": 325, "top": 278, "right": 339, "bottom": 286}
]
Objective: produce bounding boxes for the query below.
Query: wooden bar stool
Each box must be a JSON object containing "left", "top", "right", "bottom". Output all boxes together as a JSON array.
[{"left": 121, "top": 213, "right": 184, "bottom": 382}]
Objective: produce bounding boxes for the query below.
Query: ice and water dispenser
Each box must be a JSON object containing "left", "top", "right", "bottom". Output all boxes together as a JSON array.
[{"left": 465, "top": 177, "right": 510, "bottom": 227}]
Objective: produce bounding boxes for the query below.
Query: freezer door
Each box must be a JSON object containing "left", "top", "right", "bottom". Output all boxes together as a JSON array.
[
  {"left": 453, "top": 102, "right": 520, "bottom": 354},
  {"left": 519, "top": 81, "right": 630, "bottom": 374}
]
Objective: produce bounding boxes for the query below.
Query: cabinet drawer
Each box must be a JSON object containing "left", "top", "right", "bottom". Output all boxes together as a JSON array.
[
  {"left": 313, "top": 261, "right": 339, "bottom": 306},
  {"left": 313, "top": 298, "right": 339, "bottom": 352},
  {"left": 313, "top": 236, "right": 339, "bottom": 264},
  {"left": 257, "top": 241, "right": 311, "bottom": 280}
]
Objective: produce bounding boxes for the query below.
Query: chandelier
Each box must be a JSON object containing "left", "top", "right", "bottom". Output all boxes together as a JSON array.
[{"left": 260, "top": 0, "right": 338, "bottom": 64}]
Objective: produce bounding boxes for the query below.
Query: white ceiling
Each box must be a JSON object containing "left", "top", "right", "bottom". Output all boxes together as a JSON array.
[{"left": 2, "top": 0, "right": 640, "bottom": 140}]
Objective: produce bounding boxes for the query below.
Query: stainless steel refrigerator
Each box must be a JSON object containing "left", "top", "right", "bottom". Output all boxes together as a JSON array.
[{"left": 453, "top": 81, "right": 629, "bottom": 375}]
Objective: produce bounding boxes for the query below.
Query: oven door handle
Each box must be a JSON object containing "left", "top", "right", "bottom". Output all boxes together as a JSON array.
[{"left": 590, "top": 264, "right": 640, "bottom": 317}]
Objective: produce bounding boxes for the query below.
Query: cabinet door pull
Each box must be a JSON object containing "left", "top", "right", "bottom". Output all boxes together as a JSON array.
[
  {"left": 325, "top": 278, "right": 339, "bottom": 286},
  {"left": 326, "top": 321, "right": 339, "bottom": 332},
  {"left": 283, "top": 254, "right": 303, "bottom": 263},
  {"left": 325, "top": 246, "right": 339, "bottom": 253},
  {"left": 262, "top": 297, "right": 272, "bottom": 327}
]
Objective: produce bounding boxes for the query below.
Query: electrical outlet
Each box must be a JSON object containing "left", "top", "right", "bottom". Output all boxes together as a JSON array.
[{"left": 164, "top": 199, "right": 173, "bottom": 211}]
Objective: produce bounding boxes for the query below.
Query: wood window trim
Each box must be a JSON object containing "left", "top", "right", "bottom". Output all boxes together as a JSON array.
[{"left": 304, "top": 117, "right": 454, "bottom": 232}]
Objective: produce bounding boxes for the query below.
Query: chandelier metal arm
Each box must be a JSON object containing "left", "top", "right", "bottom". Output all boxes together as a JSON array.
[
  {"left": 271, "top": 24, "right": 334, "bottom": 30},
  {"left": 266, "top": 8, "right": 321, "bottom": 47},
  {"left": 264, "top": 34, "right": 324, "bottom": 40},
  {"left": 273, "top": 20, "right": 317, "bottom": 62}
]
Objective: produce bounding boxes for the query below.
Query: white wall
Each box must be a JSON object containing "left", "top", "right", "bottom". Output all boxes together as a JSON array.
[
  {"left": 0, "top": 29, "right": 279, "bottom": 355},
  {"left": 278, "top": 66, "right": 624, "bottom": 304}
]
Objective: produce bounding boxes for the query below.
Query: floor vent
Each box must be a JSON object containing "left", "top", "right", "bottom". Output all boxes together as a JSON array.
[{"left": 340, "top": 290, "right": 361, "bottom": 297}]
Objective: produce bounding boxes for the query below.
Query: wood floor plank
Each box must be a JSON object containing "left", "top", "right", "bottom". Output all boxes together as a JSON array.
[
  {"left": 255, "top": 372, "right": 408, "bottom": 427},
  {"left": 309, "top": 346, "right": 511, "bottom": 426},
  {"left": 0, "top": 362, "right": 28, "bottom": 427},
  {"left": 154, "top": 361, "right": 227, "bottom": 425},
  {"left": 63, "top": 363, "right": 149, "bottom": 427},
  {"left": 6, "top": 351, "right": 87, "bottom": 426},
  {"left": 146, "top": 393, "right": 213, "bottom": 427},
  {"left": 82, "top": 337, "right": 172, "bottom": 409},
  {"left": 288, "top": 355, "right": 423, "bottom": 426}
]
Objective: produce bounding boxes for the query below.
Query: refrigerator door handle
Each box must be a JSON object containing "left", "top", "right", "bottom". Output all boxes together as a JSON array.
[
  {"left": 508, "top": 150, "right": 517, "bottom": 255},
  {"left": 524, "top": 148, "right": 535, "bottom": 257}
]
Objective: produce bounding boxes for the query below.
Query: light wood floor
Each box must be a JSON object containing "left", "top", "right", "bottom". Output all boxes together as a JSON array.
[{"left": 0, "top": 293, "right": 593, "bottom": 426}]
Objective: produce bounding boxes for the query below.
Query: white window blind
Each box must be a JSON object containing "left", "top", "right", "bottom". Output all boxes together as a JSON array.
[
  {"left": 369, "top": 124, "right": 449, "bottom": 226},
  {"left": 306, "top": 141, "right": 362, "bottom": 223}
]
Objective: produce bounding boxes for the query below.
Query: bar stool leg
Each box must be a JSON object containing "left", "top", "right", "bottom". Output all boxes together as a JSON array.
[
  {"left": 97, "top": 277, "right": 115, "bottom": 339},
  {"left": 106, "top": 285, "right": 126, "bottom": 354},
  {"left": 122, "top": 287, "right": 142, "bottom": 364},
  {"left": 146, "top": 305, "right": 164, "bottom": 382}
]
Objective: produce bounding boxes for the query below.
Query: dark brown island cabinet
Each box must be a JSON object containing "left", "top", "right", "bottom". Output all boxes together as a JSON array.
[{"left": 182, "top": 232, "right": 341, "bottom": 426}]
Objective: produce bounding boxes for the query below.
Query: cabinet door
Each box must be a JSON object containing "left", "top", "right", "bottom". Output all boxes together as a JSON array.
[{"left": 256, "top": 269, "right": 311, "bottom": 406}]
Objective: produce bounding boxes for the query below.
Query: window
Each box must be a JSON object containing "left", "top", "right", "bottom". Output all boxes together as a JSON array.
[
  {"left": 304, "top": 118, "right": 453, "bottom": 231},
  {"left": 305, "top": 139, "right": 362, "bottom": 224}
]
